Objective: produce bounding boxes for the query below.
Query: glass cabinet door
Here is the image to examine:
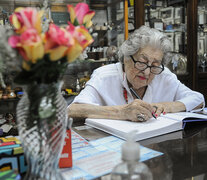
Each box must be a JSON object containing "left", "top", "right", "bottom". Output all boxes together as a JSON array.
[
  {"left": 87, "top": 0, "right": 125, "bottom": 48},
  {"left": 197, "top": 0, "right": 207, "bottom": 72},
  {"left": 143, "top": 0, "right": 188, "bottom": 77},
  {"left": 197, "top": 0, "right": 207, "bottom": 101}
]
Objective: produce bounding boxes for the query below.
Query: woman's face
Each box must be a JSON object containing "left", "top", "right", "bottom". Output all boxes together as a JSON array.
[{"left": 124, "top": 46, "right": 163, "bottom": 90}]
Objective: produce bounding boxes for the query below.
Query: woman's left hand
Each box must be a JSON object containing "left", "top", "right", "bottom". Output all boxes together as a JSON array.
[{"left": 151, "top": 101, "right": 186, "bottom": 117}]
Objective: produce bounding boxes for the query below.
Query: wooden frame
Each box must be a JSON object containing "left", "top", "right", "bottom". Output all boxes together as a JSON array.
[{"left": 187, "top": 0, "right": 198, "bottom": 90}]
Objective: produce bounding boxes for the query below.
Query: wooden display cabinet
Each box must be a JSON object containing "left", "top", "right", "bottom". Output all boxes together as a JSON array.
[{"left": 134, "top": 0, "right": 207, "bottom": 101}]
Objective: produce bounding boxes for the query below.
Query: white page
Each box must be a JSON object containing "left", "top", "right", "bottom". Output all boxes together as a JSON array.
[
  {"left": 0, "top": 124, "right": 13, "bottom": 133},
  {"left": 162, "top": 112, "right": 207, "bottom": 122}
]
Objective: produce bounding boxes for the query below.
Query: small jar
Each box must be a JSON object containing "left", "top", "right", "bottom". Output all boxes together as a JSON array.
[
  {"left": 8, "top": 90, "right": 16, "bottom": 99},
  {"left": 2, "top": 93, "right": 8, "bottom": 100},
  {"left": 17, "top": 91, "right": 23, "bottom": 98},
  {"left": 14, "top": 87, "right": 23, "bottom": 94}
]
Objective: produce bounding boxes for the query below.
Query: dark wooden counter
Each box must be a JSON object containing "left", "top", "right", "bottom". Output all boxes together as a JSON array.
[{"left": 72, "top": 117, "right": 207, "bottom": 180}]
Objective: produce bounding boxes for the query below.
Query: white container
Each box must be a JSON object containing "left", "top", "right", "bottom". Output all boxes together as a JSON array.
[{"left": 111, "top": 131, "right": 153, "bottom": 180}]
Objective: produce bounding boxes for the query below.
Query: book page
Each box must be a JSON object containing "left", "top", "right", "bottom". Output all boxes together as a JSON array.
[{"left": 161, "top": 112, "right": 207, "bottom": 122}]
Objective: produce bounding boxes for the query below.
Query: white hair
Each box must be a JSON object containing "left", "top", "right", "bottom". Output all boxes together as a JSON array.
[{"left": 118, "top": 25, "right": 172, "bottom": 63}]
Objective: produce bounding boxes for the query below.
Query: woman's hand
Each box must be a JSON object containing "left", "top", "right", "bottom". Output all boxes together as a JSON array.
[
  {"left": 151, "top": 101, "right": 186, "bottom": 117},
  {"left": 121, "top": 99, "right": 154, "bottom": 122},
  {"left": 69, "top": 102, "right": 154, "bottom": 122}
]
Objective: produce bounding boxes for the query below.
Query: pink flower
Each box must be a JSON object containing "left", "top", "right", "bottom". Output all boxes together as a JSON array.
[
  {"left": 8, "top": 36, "right": 20, "bottom": 48},
  {"left": 66, "top": 23, "right": 93, "bottom": 49},
  {"left": 8, "top": 3, "right": 95, "bottom": 74},
  {"left": 9, "top": 28, "right": 44, "bottom": 65},
  {"left": 67, "top": 3, "right": 95, "bottom": 28},
  {"left": 65, "top": 23, "right": 94, "bottom": 62},
  {"left": 45, "top": 24, "right": 74, "bottom": 49},
  {"left": 44, "top": 24, "right": 75, "bottom": 61},
  {"left": 20, "top": 28, "right": 42, "bottom": 45},
  {"left": 9, "top": 7, "right": 43, "bottom": 34}
]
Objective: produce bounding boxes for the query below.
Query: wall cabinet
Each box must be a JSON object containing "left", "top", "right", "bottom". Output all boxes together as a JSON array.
[
  {"left": 87, "top": 0, "right": 126, "bottom": 48},
  {"left": 135, "top": 0, "right": 207, "bottom": 101}
]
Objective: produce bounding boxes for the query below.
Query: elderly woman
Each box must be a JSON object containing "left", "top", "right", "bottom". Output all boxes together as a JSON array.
[{"left": 68, "top": 26, "right": 204, "bottom": 122}]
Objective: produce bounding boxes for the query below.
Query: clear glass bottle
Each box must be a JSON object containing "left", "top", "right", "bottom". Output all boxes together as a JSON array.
[
  {"left": 76, "top": 78, "right": 81, "bottom": 92},
  {"left": 111, "top": 131, "right": 153, "bottom": 180}
]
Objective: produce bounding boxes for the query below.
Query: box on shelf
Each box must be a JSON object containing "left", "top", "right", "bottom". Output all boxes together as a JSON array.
[
  {"left": 0, "top": 137, "right": 27, "bottom": 174},
  {"left": 0, "top": 129, "right": 72, "bottom": 174}
]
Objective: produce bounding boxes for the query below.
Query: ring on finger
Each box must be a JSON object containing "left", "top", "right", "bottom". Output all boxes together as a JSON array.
[{"left": 137, "top": 113, "right": 145, "bottom": 122}]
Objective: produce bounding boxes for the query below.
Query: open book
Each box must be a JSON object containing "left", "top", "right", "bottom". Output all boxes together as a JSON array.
[{"left": 85, "top": 112, "right": 207, "bottom": 141}]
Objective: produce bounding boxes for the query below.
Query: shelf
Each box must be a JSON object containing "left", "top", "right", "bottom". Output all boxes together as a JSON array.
[
  {"left": 167, "top": 0, "right": 185, "bottom": 6},
  {"left": 198, "top": 71, "right": 207, "bottom": 78},
  {"left": 0, "top": 98, "right": 19, "bottom": 103},
  {"left": 177, "top": 72, "right": 189, "bottom": 78},
  {"left": 92, "top": 30, "right": 107, "bottom": 33},
  {"left": 89, "top": 0, "right": 123, "bottom": 9}
]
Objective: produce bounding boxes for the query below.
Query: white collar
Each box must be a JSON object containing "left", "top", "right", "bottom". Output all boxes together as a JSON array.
[{"left": 116, "top": 62, "right": 153, "bottom": 103}]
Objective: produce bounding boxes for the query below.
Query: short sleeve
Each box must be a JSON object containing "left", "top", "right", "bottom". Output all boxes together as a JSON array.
[{"left": 72, "top": 84, "right": 104, "bottom": 106}]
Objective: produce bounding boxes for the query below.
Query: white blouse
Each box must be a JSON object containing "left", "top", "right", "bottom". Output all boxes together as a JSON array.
[{"left": 72, "top": 62, "right": 205, "bottom": 111}]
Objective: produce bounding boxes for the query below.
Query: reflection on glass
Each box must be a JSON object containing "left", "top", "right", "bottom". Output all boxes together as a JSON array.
[
  {"left": 146, "top": 146, "right": 173, "bottom": 180},
  {"left": 163, "top": 52, "right": 187, "bottom": 75},
  {"left": 200, "top": 53, "right": 207, "bottom": 72}
]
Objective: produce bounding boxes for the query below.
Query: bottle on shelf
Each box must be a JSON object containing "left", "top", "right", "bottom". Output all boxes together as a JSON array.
[
  {"left": 76, "top": 79, "right": 81, "bottom": 93},
  {"left": 8, "top": 90, "right": 16, "bottom": 99},
  {"left": 111, "top": 131, "right": 153, "bottom": 180}
]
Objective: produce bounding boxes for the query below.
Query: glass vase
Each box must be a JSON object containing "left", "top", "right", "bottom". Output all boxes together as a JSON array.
[{"left": 16, "top": 82, "right": 67, "bottom": 180}]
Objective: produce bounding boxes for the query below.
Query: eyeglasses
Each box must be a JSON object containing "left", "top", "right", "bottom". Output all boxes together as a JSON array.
[{"left": 130, "top": 55, "right": 164, "bottom": 75}]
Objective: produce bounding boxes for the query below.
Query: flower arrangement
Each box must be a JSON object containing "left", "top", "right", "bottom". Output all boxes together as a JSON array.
[{"left": 6, "top": 3, "right": 95, "bottom": 85}]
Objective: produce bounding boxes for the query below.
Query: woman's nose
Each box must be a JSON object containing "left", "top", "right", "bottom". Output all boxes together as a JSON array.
[{"left": 143, "top": 67, "right": 151, "bottom": 75}]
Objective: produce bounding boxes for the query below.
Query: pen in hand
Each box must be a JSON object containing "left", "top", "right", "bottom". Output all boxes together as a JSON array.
[{"left": 129, "top": 87, "right": 157, "bottom": 119}]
